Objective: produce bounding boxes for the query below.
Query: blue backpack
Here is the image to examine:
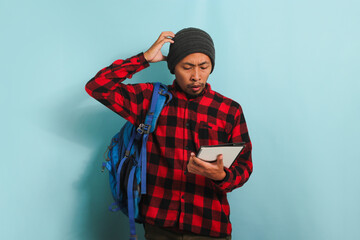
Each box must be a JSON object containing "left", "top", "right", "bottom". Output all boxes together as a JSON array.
[{"left": 102, "top": 82, "right": 172, "bottom": 240}]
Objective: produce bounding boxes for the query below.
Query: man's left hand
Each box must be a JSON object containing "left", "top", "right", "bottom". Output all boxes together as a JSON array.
[{"left": 187, "top": 153, "right": 226, "bottom": 181}]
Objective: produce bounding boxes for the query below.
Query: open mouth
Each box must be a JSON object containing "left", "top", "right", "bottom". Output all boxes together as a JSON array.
[
  {"left": 185, "top": 83, "right": 205, "bottom": 95},
  {"left": 191, "top": 85, "right": 201, "bottom": 91}
]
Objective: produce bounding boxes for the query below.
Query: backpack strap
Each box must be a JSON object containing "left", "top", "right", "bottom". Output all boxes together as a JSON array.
[
  {"left": 137, "top": 82, "right": 172, "bottom": 195},
  {"left": 136, "top": 83, "right": 172, "bottom": 135},
  {"left": 127, "top": 166, "right": 137, "bottom": 240},
  {"left": 149, "top": 83, "right": 172, "bottom": 132}
]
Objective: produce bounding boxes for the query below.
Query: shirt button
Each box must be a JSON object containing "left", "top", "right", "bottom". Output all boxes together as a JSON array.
[
  {"left": 186, "top": 122, "right": 190, "bottom": 128},
  {"left": 185, "top": 146, "right": 190, "bottom": 150}
]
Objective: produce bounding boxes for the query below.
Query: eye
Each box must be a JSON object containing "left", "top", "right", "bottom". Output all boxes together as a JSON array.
[
  {"left": 201, "top": 66, "right": 209, "bottom": 70},
  {"left": 183, "top": 66, "right": 191, "bottom": 70}
]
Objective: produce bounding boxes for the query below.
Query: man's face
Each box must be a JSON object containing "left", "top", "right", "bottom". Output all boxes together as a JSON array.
[{"left": 174, "top": 53, "right": 212, "bottom": 96}]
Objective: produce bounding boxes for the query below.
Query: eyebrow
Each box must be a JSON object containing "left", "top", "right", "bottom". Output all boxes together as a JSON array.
[{"left": 183, "top": 61, "right": 210, "bottom": 66}]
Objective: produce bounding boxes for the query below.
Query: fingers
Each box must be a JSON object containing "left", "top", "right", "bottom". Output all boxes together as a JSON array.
[
  {"left": 156, "top": 31, "right": 175, "bottom": 47},
  {"left": 161, "top": 31, "right": 175, "bottom": 37},
  {"left": 156, "top": 31, "right": 175, "bottom": 42},
  {"left": 187, "top": 153, "right": 226, "bottom": 181},
  {"left": 159, "top": 38, "right": 174, "bottom": 46},
  {"left": 188, "top": 153, "right": 196, "bottom": 169},
  {"left": 155, "top": 34, "right": 174, "bottom": 47},
  {"left": 190, "top": 153, "right": 203, "bottom": 168},
  {"left": 144, "top": 31, "right": 175, "bottom": 63},
  {"left": 188, "top": 153, "right": 224, "bottom": 171},
  {"left": 187, "top": 153, "right": 200, "bottom": 174},
  {"left": 189, "top": 153, "right": 207, "bottom": 171}
]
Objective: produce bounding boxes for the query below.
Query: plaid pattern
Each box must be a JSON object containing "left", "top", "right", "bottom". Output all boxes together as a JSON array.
[{"left": 85, "top": 53, "right": 253, "bottom": 237}]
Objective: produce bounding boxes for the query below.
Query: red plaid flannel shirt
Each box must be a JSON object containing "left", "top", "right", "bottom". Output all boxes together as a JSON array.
[{"left": 85, "top": 53, "right": 253, "bottom": 237}]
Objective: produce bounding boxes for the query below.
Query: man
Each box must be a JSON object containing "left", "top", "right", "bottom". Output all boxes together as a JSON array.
[{"left": 85, "top": 27, "right": 252, "bottom": 240}]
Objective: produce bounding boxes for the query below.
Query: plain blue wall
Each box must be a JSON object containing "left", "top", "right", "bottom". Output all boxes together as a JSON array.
[{"left": 1, "top": 0, "right": 359, "bottom": 239}]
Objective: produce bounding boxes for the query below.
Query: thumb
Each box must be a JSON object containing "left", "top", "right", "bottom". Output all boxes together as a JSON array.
[{"left": 217, "top": 154, "right": 223, "bottom": 166}]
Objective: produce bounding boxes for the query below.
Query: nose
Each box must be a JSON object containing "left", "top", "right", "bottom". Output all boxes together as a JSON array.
[{"left": 191, "top": 68, "right": 200, "bottom": 81}]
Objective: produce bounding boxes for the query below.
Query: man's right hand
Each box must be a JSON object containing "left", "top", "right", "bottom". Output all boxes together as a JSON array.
[{"left": 144, "top": 31, "right": 175, "bottom": 63}]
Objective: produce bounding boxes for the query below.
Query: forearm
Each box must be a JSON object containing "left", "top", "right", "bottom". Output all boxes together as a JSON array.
[
  {"left": 215, "top": 149, "right": 253, "bottom": 192},
  {"left": 85, "top": 52, "right": 152, "bottom": 125},
  {"left": 85, "top": 52, "right": 149, "bottom": 98},
  {"left": 214, "top": 108, "right": 253, "bottom": 192}
]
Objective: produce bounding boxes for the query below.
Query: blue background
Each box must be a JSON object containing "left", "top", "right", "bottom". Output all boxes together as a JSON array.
[{"left": 1, "top": 0, "right": 359, "bottom": 239}]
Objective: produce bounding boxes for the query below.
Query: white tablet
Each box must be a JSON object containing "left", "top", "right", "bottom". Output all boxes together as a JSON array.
[{"left": 197, "top": 142, "right": 245, "bottom": 168}]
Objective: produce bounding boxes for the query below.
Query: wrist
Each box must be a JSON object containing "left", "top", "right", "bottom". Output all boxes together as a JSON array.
[
  {"left": 213, "top": 170, "right": 226, "bottom": 181},
  {"left": 143, "top": 51, "right": 150, "bottom": 62},
  {"left": 213, "top": 169, "right": 229, "bottom": 184}
]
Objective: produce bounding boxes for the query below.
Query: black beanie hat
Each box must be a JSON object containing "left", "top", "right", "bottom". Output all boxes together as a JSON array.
[{"left": 167, "top": 27, "right": 215, "bottom": 74}]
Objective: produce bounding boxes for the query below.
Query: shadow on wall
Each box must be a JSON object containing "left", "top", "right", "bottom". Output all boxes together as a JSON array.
[
  {"left": 47, "top": 89, "right": 136, "bottom": 239},
  {"left": 46, "top": 62, "right": 172, "bottom": 240},
  {"left": 74, "top": 129, "right": 133, "bottom": 240}
]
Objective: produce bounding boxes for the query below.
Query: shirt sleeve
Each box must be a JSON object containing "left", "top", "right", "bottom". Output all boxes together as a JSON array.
[
  {"left": 85, "top": 52, "right": 154, "bottom": 126},
  {"left": 214, "top": 106, "right": 253, "bottom": 192}
]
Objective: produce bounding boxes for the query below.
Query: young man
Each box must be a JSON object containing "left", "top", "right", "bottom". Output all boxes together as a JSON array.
[{"left": 86, "top": 27, "right": 253, "bottom": 240}]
